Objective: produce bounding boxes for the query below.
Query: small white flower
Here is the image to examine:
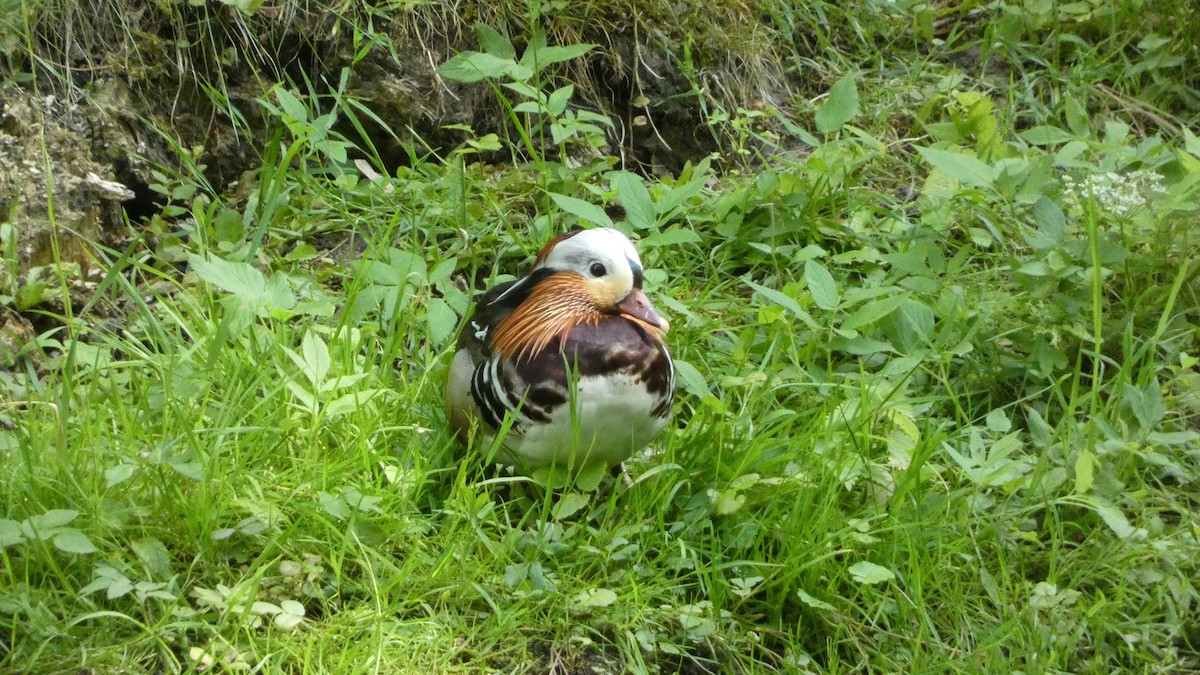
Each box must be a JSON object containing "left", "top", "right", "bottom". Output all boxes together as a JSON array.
[{"left": 1063, "top": 168, "right": 1165, "bottom": 216}]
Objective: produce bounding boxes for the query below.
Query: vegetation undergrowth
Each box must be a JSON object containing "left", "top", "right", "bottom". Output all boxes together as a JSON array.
[{"left": 2, "top": 1, "right": 1199, "bottom": 672}]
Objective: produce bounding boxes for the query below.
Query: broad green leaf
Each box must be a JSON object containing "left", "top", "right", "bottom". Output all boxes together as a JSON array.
[
  {"left": 640, "top": 227, "right": 701, "bottom": 248},
  {"left": 610, "top": 172, "right": 656, "bottom": 230},
  {"left": 437, "top": 52, "right": 521, "bottom": 83},
  {"left": 319, "top": 492, "right": 350, "bottom": 520},
  {"left": 325, "top": 389, "right": 387, "bottom": 418},
  {"left": 917, "top": 147, "right": 996, "bottom": 189},
  {"left": 319, "top": 374, "right": 370, "bottom": 393},
  {"left": 523, "top": 29, "right": 552, "bottom": 55},
  {"left": 106, "top": 576, "right": 135, "bottom": 599},
  {"left": 532, "top": 466, "right": 572, "bottom": 490},
  {"left": 212, "top": 207, "right": 244, "bottom": 243},
  {"left": 503, "top": 564, "right": 526, "bottom": 587},
  {"left": 714, "top": 490, "right": 746, "bottom": 516},
  {"left": 797, "top": 244, "right": 830, "bottom": 262},
  {"left": 169, "top": 461, "right": 204, "bottom": 481},
  {"left": 29, "top": 509, "right": 79, "bottom": 533},
  {"left": 528, "top": 44, "right": 597, "bottom": 69},
  {"left": 882, "top": 299, "right": 934, "bottom": 352},
  {"left": 796, "top": 589, "right": 835, "bottom": 611},
  {"left": 549, "top": 193, "right": 615, "bottom": 228},
  {"left": 132, "top": 538, "right": 172, "bottom": 578},
  {"left": 79, "top": 568, "right": 118, "bottom": 597},
  {"left": 744, "top": 278, "right": 819, "bottom": 329},
  {"left": 316, "top": 138, "right": 347, "bottom": 163},
  {"left": 841, "top": 295, "right": 907, "bottom": 332},
  {"left": 546, "top": 84, "right": 574, "bottom": 117},
  {"left": 264, "top": 271, "right": 297, "bottom": 315},
  {"left": 104, "top": 464, "right": 138, "bottom": 487},
  {"left": 276, "top": 613, "right": 304, "bottom": 630},
  {"left": 360, "top": 249, "right": 427, "bottom": 320},
  {"left": 512, "top": 100, "right": 545, "bottom": 115},
  {"left": 677, "top": 609, "right": 716, "bottom": 638},
  {"left": 884, "top": 241, "right": 936, "bottom": 277},
  {"left": 251, "top": 601, "right": 282, "bottom": 616},
  {"left": 1148, "top": 431, "right": 1200, "bottom": 445},
  {"left": 1030, "top": 196, "right": 1066, "bottom": 242},
  {"left": 985, "top": 409, "right": 1011, "bottom": 433},
  {"left": 520, "top": 31, "right": 597, "bottom": 74},
  {"left": 474, "top": 22, "right": 515, "bottom": 59},
  {"left": 1074, "top": 449, "right": 1094, "bottom": 494},
  {"left": 466, "top": 134, "right": 503, "bottom": 151},
  {"left": 501, "top": 80, "right": 540, "bottom": 99},
  {"left": 273, "top": 88, "right": 308, "bottom": 124},
  {"left": 429, "top": 256, "right": 458, "bottom": 285},
  {"left": 574, "top": 461, "right": 607, "bottom": 492},
  {"left": 53, "top": 529, "right": 98, "bottom": 555},
  {"left": 1064, "top": 97, "right": 1090, "bottom": 136},
  {"left": 280, "top": 599, "right": 306, "bottom": 617},
  {"left": 187, "top": 254, "right": 265, "bottom": 299},
  {"left": 287, "top": 380, "right": 317, "bottom": 409},
  {"left": 549, "top": 121, "right": 571, "bottom": 145},
  {"left": 573, "top": 110, "right": 614, "bottom": 127},
  {"left": 729, "top": 576, "right": 764, "bottom": 598},
  {"left": 1176, "top": 147, "right": 1200, "bottom": 175},
  {"left": 656, "top": 156, "right": 711, "bottom": 214},
  {"left": 1103, "top": 120, "right": 1129, "bottom": 145},
  {"left": 848, "top": 561, "right": 895, "bottom": 585},
  {"left": 292, "top": 296, "right": 335, "bottom": 319},
  {"left": 891, "top": 408, "right": 920, "bottom": 443},
  {"left": 841, "top": 284, "right": 903, "bottom": 305},
  {"left": 365, "top": 249, "right": 427, "bottom": 286},
  {"left": 1020, "top": 125, "right": 1076, "bottom": 145},
  {"left": 899, "top": 276, "right": 940, "bottom": 294},
  {"left": 1123, "top": 381, "right": 1166, "bottom": 429},
  {"left": 0, "top": 519, "right": 23, "bottom": 548},
  {"left": 672, "top": 359, "right": 711, "bottom": 399},
  {"left": 1183, "top": 127, "right": 1200, "bottom": 159},
  {"left": 815, "top": 73, "right": 859, "bottom": 133},
  {"left": 1017, "top": 260, "right": 1050, "bottom": 277},
  {"left": 1088, "top": 498, "right": 1138, "bottom": 539},
  {"left": 299, "top": 331, "right": 331, "bottom": 386},
  {"left": 804, "top": 261, "right": 840, "bottom": 310},
  {"left": 275, "top": 600, "right": 306, "bottom": 630},
  {"left": 552, "top": 492, "right": 590, "bottom": 520},
  {"left": 426, "top": 297, "right": 458, "bottom": 345},
  {"left": 828, "top": 335, "right": 894, "bottom": 355},
  {"left": 730, "top": 473, "right": 762, "bottom": 490},
  {"left": 571, "top": 588, "right": 618, "bottom": 609}
]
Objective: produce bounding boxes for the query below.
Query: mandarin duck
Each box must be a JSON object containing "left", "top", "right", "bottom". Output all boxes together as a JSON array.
[{"left": 446, "top": 228, "right": 675, "bottom": 472}]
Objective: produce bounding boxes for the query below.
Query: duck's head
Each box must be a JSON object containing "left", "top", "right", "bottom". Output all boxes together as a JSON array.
[
  {"left": 528, "top": 228, "right": 669, "bottom": 333},
  {"left": 489, "top": 228, "right": 670, "bottom": 362}
]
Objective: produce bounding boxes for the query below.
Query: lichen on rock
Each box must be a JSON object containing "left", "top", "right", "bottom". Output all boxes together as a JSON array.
[{"left": 0, "top": 89, "right": 136, "bottom": 274}]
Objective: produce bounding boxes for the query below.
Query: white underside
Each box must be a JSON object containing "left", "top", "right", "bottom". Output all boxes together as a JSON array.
[
  {"left": 500, "top": 373, "right": 667, "bottom": 469},
  {"left": 446, "top": 350, "right": 475, "bottom": 433}
]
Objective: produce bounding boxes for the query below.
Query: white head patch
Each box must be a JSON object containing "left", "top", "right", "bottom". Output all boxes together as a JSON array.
[
  {"left": 490, "top": 228, "right": 646, "bottom": 308},
  {"left": 536, "top": 228, "right": 643, "bottom": 297}
]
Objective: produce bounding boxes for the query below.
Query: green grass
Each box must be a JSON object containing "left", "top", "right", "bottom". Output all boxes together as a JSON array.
[{"left": 3, "top": 1, "right": 1200, "bottom": 672}]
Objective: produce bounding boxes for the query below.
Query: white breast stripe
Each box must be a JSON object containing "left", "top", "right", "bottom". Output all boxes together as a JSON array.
[
  {"left": 664, "top": 346, "right": 675, "bottom": 396},
  {"left": 487, "top": 357, "right": 508, "bottom": 408},
  {"left": 471, "top": 320, "right": 489, "bottom": 341}
]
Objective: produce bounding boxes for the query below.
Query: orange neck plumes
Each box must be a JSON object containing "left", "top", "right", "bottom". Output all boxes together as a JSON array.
[{"left": 492, "top": 274, "right": 602, "bottom": 363}]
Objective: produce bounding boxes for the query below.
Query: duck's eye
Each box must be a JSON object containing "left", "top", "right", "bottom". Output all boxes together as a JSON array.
[{"left": 589, "top": 262, "right": 607, "bottom": 277}]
